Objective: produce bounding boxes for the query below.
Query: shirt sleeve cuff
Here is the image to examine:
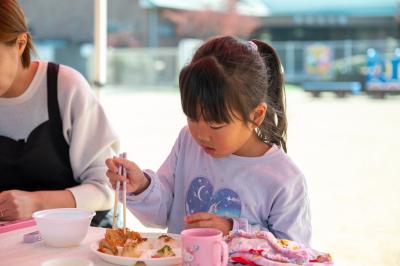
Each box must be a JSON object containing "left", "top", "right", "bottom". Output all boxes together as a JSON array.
[
  {"left": 231, "top": 217, "right": 249, "bottom": 232},
  {"left": 122, "top": 169, "right": 155, "bottom": 203},
  {"left": 67, "top": 183, "right": 109, "bottom": 210}
]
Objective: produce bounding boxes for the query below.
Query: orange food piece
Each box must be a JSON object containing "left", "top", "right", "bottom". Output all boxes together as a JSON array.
[{"left": 98, "top": 228, "right": 142, "bottom": 256}]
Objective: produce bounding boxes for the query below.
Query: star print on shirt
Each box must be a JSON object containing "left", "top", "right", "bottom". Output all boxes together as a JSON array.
[{"left": 185, "top": 176, "right": 241, "bottom": 218}]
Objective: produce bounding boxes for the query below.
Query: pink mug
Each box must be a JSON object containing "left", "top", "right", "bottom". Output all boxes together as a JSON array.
[{"left": 181, "top": 228, "right": 228, "bottom": 266}]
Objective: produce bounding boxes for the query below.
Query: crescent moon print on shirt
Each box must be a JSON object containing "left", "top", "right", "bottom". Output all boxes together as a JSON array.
[{"left": 185, "top": 176, "right": 241, "bottom": 218}]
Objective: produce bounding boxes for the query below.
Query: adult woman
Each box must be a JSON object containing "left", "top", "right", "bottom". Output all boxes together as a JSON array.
[{"left": 0, "top": 0, "right": 119, "bottom": 227}]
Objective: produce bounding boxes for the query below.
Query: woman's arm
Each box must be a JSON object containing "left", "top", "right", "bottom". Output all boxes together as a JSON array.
[
  {"left": 34, "top": 189, "right": 76, "bottom": 208},
  {"left": 0, "top": 189, "right": 75, "bottom": 220},
  {"left": 57, "top": 65, "right": 119, "bottom": 212}
]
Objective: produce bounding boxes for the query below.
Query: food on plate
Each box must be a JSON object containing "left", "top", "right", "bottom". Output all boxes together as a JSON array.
[
  {"left": 98, "top": 238, "right": 117, "bottom": 255},
  {"left": 152, "top": 245, "right": 176, "bottom": 258},
  {"left": 105, "top": 228, "right": 141, "bottom": 247},
  {"left": 153, "top": 234, "right": 179, "bottom": 249},
  {"left": 97, "top": 228, "right": 178, "bottom": 259},
  {"left": 122, "top": 238, "right": 151, "bottom": 258}
]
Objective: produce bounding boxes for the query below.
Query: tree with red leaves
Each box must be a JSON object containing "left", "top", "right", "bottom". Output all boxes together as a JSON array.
[{"left": 162, "top": 0, "right": 261, "bottom": 39}]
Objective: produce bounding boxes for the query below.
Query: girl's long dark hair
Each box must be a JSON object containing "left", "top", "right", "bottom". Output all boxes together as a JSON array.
[{"left": 179, "top": 36, "right": 287, "bottom": 152}]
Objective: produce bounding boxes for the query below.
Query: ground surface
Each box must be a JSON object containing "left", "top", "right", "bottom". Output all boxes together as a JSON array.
[{"left": 99, "top": 87, "right": 400, "bottom": 266}]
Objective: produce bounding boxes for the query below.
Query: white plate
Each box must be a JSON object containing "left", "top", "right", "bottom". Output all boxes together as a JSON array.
[{"left": 90, "top": 233, "right": 181, "bottom": 266}]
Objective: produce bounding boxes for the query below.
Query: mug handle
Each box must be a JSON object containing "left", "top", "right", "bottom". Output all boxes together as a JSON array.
[{"left": 214, "top": 240, "right": 229, "bottom": 266}]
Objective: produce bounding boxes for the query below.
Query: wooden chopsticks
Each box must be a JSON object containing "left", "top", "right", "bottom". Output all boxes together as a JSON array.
[
  {"left": 121, "top": 152, "right": 127, "bottom": 234},
  {"left": 112, "top": 152, "right": 127, "bottom": 234},
  {"left": 111, "top": 159, "right": 121, "bottom": 228}
]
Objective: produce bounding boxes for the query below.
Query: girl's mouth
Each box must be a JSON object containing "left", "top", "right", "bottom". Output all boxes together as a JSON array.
[{"left": 202, "top": 146, "right": 215, "bottom": 155}]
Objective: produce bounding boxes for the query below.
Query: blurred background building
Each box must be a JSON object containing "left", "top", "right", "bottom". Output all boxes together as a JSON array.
[{"left": 19, "top": 0, "right": 399, "bottom": 89}]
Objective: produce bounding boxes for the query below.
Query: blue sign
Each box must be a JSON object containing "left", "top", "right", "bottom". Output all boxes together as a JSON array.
[{"left": 366, "top": 48, "right": 400, "bottom": 91}]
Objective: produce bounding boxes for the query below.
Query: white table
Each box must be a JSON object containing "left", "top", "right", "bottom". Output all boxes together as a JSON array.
[
  {"left": 0, "top": 226, "right": 237, "bottom": 266},
  {"left": 0, "top": 225, "right": 114, "bottom": 266}
]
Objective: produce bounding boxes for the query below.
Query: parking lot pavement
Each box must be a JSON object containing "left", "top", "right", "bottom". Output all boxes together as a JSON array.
[{"left": 100, "top": 88, "right": 400, "bottom": 265}]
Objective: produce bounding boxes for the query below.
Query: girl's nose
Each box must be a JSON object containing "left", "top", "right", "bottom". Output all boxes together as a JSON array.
[
  {"left": 197, "top": 133, "right": 210, "bottom": 143},
  {"left": 196, "top": 123, "right": 210, "bottom": 143}
]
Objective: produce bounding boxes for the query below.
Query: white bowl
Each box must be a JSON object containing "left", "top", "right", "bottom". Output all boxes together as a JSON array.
[
  {"left": 33, "top": 208, "right": 95, "bottom": 247},
  {"left": 41, "top": 257, "right": 93, "bottom": 266}
]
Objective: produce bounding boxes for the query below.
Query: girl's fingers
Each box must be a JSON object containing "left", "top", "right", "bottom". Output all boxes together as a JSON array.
[
  {"left": 105, "top": 158, "right": 118, "bottom": 173},
  {"left": 113, "top": 157, "right": 134, "bottom": 169},
  {"left": 185, "top": 219, "right": 214, "bottom": 229},
  {"left": 106, "top": 157, "right": 142, "bottom": 192},
  {"left": 106, "top": 157, "right": 134, "bottom": 172},
  {"left": 106, "top": 157, "right": 143, "bottom": 175},
  {"left": 185, "top": 212, "right": 213, "bottom": 224},
  {"left": 106, "top": 170, "right": 125, "bottom": 182}
]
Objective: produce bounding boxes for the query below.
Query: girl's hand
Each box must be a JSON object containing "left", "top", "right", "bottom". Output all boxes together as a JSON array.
[
  {"left": 184, "top": 212, "right": 233, "bottom": 236},
  {"left": 105, "top": 157, "right": 150, "bottom": 194},
  {"left": 0, "top": 190, "right": 41, "bottom": 220}
]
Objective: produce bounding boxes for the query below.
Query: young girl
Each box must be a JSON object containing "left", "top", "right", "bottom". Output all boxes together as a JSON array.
[{"left": 106, "top": 36, "right": 311, "bottom": 244}]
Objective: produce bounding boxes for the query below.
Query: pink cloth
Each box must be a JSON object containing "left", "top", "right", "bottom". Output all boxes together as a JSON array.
[{"left": 225, "top": 231, "right": 333, "bottom": 266}]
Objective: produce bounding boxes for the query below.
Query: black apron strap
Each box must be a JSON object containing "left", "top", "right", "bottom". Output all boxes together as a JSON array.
[
  {"left": 47, "top": 62, "right": 62, "bottom": 128},
  {"left": 47, "top": 62, "right": 62, "bottom": 129},
  {"left": 46, "top": 62, "right": 71, "bottom": 164}
]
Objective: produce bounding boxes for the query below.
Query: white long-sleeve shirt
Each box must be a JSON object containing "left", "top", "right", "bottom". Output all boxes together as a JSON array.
[
  {"left": 126, "top": 126, "right": 311, "bottom": 245},
  {"left": 0, "top": 61, "right": 119, "bottom": 211}
]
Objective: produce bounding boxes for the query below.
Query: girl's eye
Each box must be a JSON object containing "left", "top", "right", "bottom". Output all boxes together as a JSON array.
[{"left": 209, "top": 124, "right": 225, "bottom": 130}]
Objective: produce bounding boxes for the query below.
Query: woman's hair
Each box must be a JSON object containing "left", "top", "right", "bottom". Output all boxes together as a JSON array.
[
  {"left": 179, "top": 36, "right": 287, "bottom": 152},
  {"left": 0, "top": 0, "right": 34, "bottom": 68}
]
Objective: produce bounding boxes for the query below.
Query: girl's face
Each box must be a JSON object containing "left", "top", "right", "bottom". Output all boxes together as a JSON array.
[
  {"left": 0, "top": 41, "right": 20, "bottom": 97},
  {"left": 187, "top": 109, "right": 265, "bottom": 158}
]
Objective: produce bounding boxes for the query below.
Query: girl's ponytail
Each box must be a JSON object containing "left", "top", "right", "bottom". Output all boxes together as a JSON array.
[{"left": 252, "top": 39, "right": 288, "bottom": 152}]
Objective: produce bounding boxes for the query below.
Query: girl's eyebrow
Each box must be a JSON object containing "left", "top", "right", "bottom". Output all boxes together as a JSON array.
[{"left": 207, "top": 121, "right": 226, "bottom": 125}]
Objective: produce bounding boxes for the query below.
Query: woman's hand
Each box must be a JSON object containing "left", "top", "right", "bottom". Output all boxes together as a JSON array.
[
  {"left": 105, "top": 157, "right": 150, "bottom": 194},
  {"left": 0, "top": 190, "right": 41, "bottom": 220},
  {"left": 184, "top": 212, "right": 233, "bottom": 236}
]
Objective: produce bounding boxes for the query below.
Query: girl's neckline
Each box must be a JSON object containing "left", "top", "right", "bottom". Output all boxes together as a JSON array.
[
  {"left": 0, "top": 60, "right": 44, "bottom": 105},
  {"left": 216, "top": 143, "right": 280, "bottom": 162}
]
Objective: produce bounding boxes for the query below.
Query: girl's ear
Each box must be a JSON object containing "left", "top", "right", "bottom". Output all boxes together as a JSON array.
[{"left": 250, "top": 103, "right": 267, "bottom": 128}]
